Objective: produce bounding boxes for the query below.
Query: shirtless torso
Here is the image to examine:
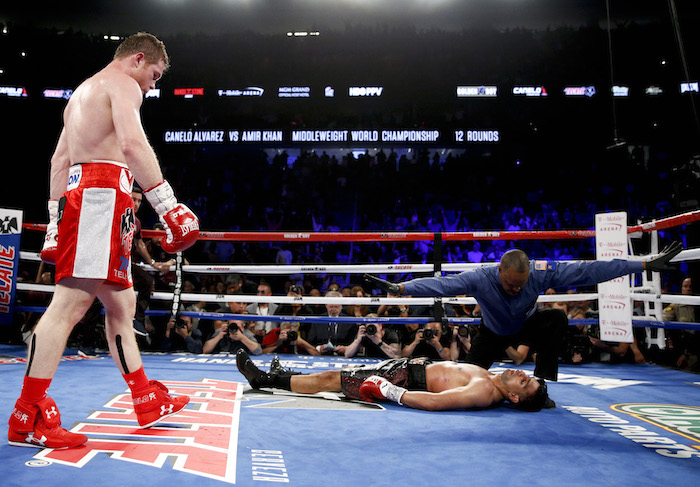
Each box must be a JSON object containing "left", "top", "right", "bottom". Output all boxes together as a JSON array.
[
  {"left": 399, "top": 362, "right": 539, "bottom": 411},
  {"left": 425, "top": 361, "right": 490, "bottom": 392},
  {"left": 51, "top": 54, "right": 166, "bottom": 200}
]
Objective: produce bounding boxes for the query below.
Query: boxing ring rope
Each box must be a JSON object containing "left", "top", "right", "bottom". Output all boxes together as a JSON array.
[
  {"left": 14, "top": 209, "right": 700, "bottom": 336},
  {"left": 21, "top": 208, "right": 700, "bottom": 242}
]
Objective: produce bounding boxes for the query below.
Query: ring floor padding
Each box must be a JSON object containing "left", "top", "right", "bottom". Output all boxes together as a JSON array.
[{"left": 1, "top": 344, "right": 699, "bottom": 486}]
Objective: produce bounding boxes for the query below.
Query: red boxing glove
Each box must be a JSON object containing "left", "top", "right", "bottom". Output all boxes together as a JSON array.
[
  {"left": 359, "top": 375, "right": 407, "bottom": 405},
  {"left": 40, "top": 200, "right": 59, "bottom": 264},
  {"left": 161, "top": 203, "right": 199, "bottom": 253},
  {"left": 144, "top": 180, "right": 199, "bottom": 253}
]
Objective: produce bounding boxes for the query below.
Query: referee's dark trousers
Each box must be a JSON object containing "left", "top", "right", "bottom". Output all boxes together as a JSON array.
[{"left": 465, "top": 308, "right": 568, "bottom": 381}]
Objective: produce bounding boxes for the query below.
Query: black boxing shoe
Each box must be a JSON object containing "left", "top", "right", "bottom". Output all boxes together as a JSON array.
[
  {"left": 236, "top": 350, "right": 272, "bottom": 389},
  {"left": 270, "top": 356, "right": 301, "bottom": 377}
]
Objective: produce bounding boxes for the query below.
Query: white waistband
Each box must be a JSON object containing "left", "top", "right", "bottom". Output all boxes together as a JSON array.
[{"left": 71, "top": 160, "right": 129, "bottom": 169}]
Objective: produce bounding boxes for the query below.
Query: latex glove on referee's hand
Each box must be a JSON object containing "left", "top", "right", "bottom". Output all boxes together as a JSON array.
[
  {"left": 144, "top": 180, "right": 199, "bottom": 253},
  {"left": 363, "top": 274, "right": 403, "bottom": 295},
  {"left": 645, "top": 241, "right": 683, "bottom": 272}
]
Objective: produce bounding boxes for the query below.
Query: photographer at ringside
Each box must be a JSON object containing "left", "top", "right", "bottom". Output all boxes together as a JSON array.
[
  {"left": 160, "top": 315, "right": 203, "bottom": 354},
  {"left": 450, "top": 323, "right": 478, "bottom": 361},
  {"left": 203, "top": 319, "right": 262, "bottom": 355},
  {"left": 262, "top": 321, "right": 320, "bottom": 355},
  {"left": 401, "top": 321, "right": 451, "bottom": 361},
  {"left": 344, "top": 315, "right": 400, "bottom": 359}
]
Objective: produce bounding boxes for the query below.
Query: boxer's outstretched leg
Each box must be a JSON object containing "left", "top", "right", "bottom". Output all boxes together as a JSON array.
[{"left": 236, "top": 350, "right": 341, "bottom": 393}]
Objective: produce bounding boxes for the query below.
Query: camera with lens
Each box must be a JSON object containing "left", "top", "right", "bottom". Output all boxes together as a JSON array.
[
  {"left": 457, "top": 324, "right": 471, "bottom": 338},
  {"left": 587, "top": 326, "right": 600, "bottom": 339},
  {"left": 365, "top": 324, "right": 377, "bottom": 336},
  {"left": 284, "top": 330, "right": 298, "bottom": 343},
  {"left": 423, "top": 328, "right": 437, "bottom": 340},
  {"left": 175, "top": 318, "right": 188, "bottom": 329}
]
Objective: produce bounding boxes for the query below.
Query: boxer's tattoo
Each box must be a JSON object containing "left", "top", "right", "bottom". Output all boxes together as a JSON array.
[
  {"left": 116, "top": 334, "right": 129, "bottom": 374},
  {"left": 26, "top": 334, "right": 36, "bottom": 376}
]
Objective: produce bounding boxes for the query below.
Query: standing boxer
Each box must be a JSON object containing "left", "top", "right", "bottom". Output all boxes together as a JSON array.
[{"left": 9, "top": 33, "right": 199, "bottom": 449}]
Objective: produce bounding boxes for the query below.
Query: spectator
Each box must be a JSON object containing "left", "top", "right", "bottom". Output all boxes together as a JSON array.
[
  {"left": 225, "top": 274, "right": 244, "bottom": 293},
  {"left": 401, "top": 322, "right": 451, "bottom": 361},
  {"left": 567, "top": 290, "right": 597, "bottom": 319},
  {"left": 20, "top": 263, "right": 54, "bottom": 343},
  {"left": 306, "top": 290, "right": 356, "bottom": 355},
  {"left": 71, "top": 298, "right": 105, "bottom": 358},
  {"left": 663, "top": 277, "right": 696, "bottom": 323},
  {"left": 561, "top": 309, "right": 593, "bottom": 364},
  {"left": 663, "top": 277, "right": 700, "bottom": 371},
  {"left": 261, "top": 322, "right": 319, "bottom": 355},
  {"left": 344, "top": 285, "right": 370, "bottom": 318},
  {"left": 588, "top": 326, "right": 646, "bottom": 364},
  {"left": 203, "top": 320, "right": 261, "bottom": 355},
  {"left": 467, "top": 242, "right": 484, "bottom": 263},
  {"left": 377, "top": 300, "right": 410, "bottom": 320},
  {"left": 146, "top": 222, "right": 178, "bottom": 291},
  {"left": 161, "top": 315, "right": 203, "bottom": 354},
  {"left": 131, "top": 187, "right": 172, "bottom": 348},
  {"left": 276, "top": 246, "right": 293, "bottom": 265},
  {"left": 180, "top": 278, "right": 208, "bottom": 331},
  {"left": 247, "top": 282, "right": 279, "bottom": 340},
  {"left": 449, "top": 323, "right": 475, "bottom": 361},
  {"left": 344, "top": 316, "right": 400, "bottom": 359},
  {"left": 306, "top": 287, "right": 326, "bottom": 316},
  {"left": 274, "top": 286, "right": 315, "bottom": 338},
  {"left": 275, "top": 287, "right": 314, "bottom": 318}
]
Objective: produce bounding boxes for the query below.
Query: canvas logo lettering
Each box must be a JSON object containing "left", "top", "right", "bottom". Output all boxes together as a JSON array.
[{"left": 32, "top": 379, "right": 243, "bottom": 484}]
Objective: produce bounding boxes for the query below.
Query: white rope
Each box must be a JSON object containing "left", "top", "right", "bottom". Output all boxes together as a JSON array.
[
  {"left": 150, "top": 292, "right": 437, "bottom": 306},
  {"left": 137, "top": 248, "right": 700, "bottom": 274},
  {"left": 17, "top": 283, "right": 700, "bottom": 307},
  {"left": 19, "top": 248, "right": 700, "bottom": 273},
  {"left": 630, "top": 292, "right": 700, "bottom": 306}
]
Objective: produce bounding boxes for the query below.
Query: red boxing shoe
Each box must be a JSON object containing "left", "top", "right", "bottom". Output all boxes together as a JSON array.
[
  {"left": 8, "top": 397, "right": 87, "bottom": 449},
  {"left": 133, "top": 380, "right": 189, "bottom": 428}
]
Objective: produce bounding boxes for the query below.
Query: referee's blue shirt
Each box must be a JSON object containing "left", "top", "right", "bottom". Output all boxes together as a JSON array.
[{"left": 402, "top": 259, "right": 644, "bottom": 336}]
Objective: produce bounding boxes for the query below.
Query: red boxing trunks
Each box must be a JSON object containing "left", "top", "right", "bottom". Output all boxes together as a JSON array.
[{"left": 55, "top": 160, "right": 135, "bottom": 288}]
